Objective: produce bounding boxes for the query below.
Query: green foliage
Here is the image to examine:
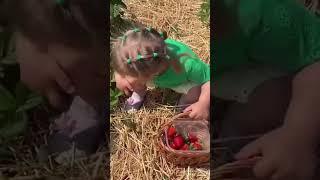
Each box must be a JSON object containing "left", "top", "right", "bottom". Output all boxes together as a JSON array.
[
  {"left": 0, "top": 83, "right": 43, "bottom": 139},
  {"left": 0, "top": 28, "right": 43, "bottom": 141},
  {"left": 110, "top": 68, "right": 123, "bottom": 110},
  {"left": 110, "top": 0, "right": 128, "bottom": 110},
  {"left": 198, "top": 0, "right": 210, "bottom": 25},
  {"left": 110, "top": 0, "right": 126, "bottom": 21},
  {"left": 110, "top": 85, "right": 122, "bottom": 110}
]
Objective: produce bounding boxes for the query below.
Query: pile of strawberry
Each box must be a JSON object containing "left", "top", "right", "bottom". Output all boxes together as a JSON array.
[{"left": 166, "top": 126, "right": 203, "bottom": 151}]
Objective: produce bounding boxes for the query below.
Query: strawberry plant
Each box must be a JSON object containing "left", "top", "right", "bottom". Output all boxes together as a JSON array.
[
  {"left": 110, "top": 0, "right": 126, "bottom": 21},
  {"left": 110, "top": 83, "right": 122, "bottom": 110},
  {"left": 198, "top": 0, "right": 210, "bottom": 25},
  {"left": 110, "top": 0, "right": 127, "bottom": 111},
  {"left": 0, "top": 27, "right": 44, "bottom": 145}
]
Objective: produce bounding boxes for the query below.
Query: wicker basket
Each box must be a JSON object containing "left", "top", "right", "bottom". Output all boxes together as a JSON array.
[
  {"left": 212, "top": 135, "right": 263, "bottom": 180},
  {"left": 212, "top": 157, "right": 261, "bottom": 179},
  {"left": 157, "top": 112, "right": 210, "bottom": 167}
]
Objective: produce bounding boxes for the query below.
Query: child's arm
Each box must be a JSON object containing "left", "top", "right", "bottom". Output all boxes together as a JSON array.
[
  {"left": 114, "top": 71, "right": 133, "bottom": 96},
  {"left": 16, "top": 32, "right": 75, "bottom": 111},
  {"left": 198, "top": 81, "right": 210, "bottom": 108},
  {"left": 282, "top": 61, "right": 320, "bottom": 147},
  {"left": 236, "top": 62, "right": 320, "bottom": 180},
  {"left": 184, "top": 81, "right": 210, "bottom": 120}
]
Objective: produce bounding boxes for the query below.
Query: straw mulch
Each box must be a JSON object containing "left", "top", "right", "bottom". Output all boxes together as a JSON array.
[
  {"left": 110, "top": 90, "right": 209, "bottom": 180},
  {"left": 110, "top": 105, "right": 209, "bottom": 180},
  {"left": 110, "top": 0, "right": 210, "bottom": 179},
  {"left": 0, "top": 108, "right": 106, "bottom": 179}
]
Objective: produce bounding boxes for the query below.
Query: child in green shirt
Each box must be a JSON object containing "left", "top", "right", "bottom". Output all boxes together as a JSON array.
[
  {"left": 215, "top": 0, "right": 320, "bottom": 179},
  {"left": 111, "top": 27, "right": 210, "bottom": 120}
]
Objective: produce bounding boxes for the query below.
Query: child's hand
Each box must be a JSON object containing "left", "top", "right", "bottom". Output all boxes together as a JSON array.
[
  {"left": 16, "top": 33, "right": 75, "bottom": 110},
  {"left": 114, "top": 72, "right": 133, "bottom": 96},
  {"left": 235, "top": 128, "right": 317, "bottom": 180},
  {"left": 183, "top": 101, "right": 209, "bottom": 120}
]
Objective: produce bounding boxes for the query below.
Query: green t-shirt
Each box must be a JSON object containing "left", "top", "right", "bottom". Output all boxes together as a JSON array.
[
  {"left": 153, "top": 39, "right": 210, "bottom": 88},
  {"left": 214, "top": 0, "right": 320, "bottom": 79}
]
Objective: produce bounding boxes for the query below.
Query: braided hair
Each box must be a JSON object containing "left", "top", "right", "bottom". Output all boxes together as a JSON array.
[{"left": 111, "top": 27, "right": 183, "bottom": 78}]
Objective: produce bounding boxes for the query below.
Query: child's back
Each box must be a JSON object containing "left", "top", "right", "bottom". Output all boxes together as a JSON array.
[{"left": 214, "top": 0, "right": 320, "bottom": 77}]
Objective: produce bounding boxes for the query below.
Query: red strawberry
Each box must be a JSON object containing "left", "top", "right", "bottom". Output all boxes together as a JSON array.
[
  {"left": 170, "top": 142, "right": 178, "bottom": 150},
  {"left": 173, "top": 135, "right": 185, "bottom": 149},
  {"left": 167, "top": 126, "right": 176, "bottom": 138},
  {"left": 188, "top": 133, "right": 198, "bottom": 143},
  {"left": 192, "top": 142, "right": 202, "bottom": 150},
  {"left": 180, "top": 144, "right": 189, "bottom": 150}
]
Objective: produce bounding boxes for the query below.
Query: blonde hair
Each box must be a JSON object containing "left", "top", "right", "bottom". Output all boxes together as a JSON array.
[{"left": 111, "top": 27, "right": 183, "bottom": 78}]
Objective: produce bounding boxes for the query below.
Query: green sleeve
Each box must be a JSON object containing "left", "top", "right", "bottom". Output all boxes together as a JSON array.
[
  {"left": 184, "top": 58, "right": 210, "bottom": 84},
  {"left": 242, "top": 0, "right": 320, "bottom": 72}
]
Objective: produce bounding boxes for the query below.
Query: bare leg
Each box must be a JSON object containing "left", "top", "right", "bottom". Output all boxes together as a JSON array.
[
  {"left": 218, "top": 76, "right": 292, "bottom": 151},
  {"left": 178, "top": 85, "right": 202, "bottom": 106}
]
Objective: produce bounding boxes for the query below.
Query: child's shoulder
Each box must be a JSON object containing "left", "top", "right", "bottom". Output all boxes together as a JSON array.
[
  {"left": 165, "top": 39, "right": 191, "bottom": 51},
  {"left": 165, "top": 38, "right": 198, "bottom": 58}
]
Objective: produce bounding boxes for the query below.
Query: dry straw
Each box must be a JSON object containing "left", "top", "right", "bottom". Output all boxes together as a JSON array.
[{"left": 110, "top": 107, "right": 210, "bottom": 180}]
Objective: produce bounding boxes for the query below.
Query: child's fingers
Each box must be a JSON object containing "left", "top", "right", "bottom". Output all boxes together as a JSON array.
[
  {"left": 53, "top": 65, "right": 75, "bottom": 94},
  {"left": 46, "top": 88, "right": 64, "bottom": 109},
  {"left": 45, "top": 87, "right": 72, "bottom": 111},
  {"left": 271, "top": 172, "right": 286, "bottom": 180},
  {"left": 125, "top": 80, "right": 133, "bottom": 91},
  {"left": 183, "top": 105, "right": 192, "bottom": 113},
  {"left": 253, "top": 158, "right": 276, "bottom": 179},
  {"left": 235, "top": 139, "right": 262, "bottom": 160},
  {"left": 189, "top": 113, "right": 196, "bottom": 119},
  {"left": 124, "top": 88, "right": 131, "bottom": 96}
]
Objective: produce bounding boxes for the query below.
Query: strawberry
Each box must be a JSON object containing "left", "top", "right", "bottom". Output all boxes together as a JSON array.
[
  {"left": 192, "top": 142, "right": 202, "bottom": 150},
  {"left": 170, "top": 142, "right": 178, "bottom": 150},
  {"left": 188, "top": 133, "right": 198, "bottom": 143},
  {"left": 180, "top": 144, "right": 189, "bottom": 150},
  {"left": 167, "top": 126, "right": 176, "bottom": 138},
  {"left": 173, "top": 135, "right": 185, "bottom": 149}
]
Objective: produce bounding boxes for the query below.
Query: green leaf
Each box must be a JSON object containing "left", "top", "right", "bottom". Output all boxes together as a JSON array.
[
  {"left": 111, "top": 0, "right": 127, "bottom": 8},
  {"left": 0, "top": 84, "right": 16, "bottom": 111},
  {"left": 110, "top": 88, "right": 115, "bottom": 95},
  {"left": 0, "top": 146, "right": 13, "bottom": 161},
  {"left": 15, "top": 82, "right": 30, "bottom": 106},
  {"left": 0, "top": 111, "right": 28, "bottom": 138},
  {"left": 198, "top": 0, "right": 210, "bottom": 25},
  {"left": 1, "top": 53, "right": 17, "bottom": 65},
  {"left": 16, "top": 95, "right": 43, "bottom": 112},
  {"left": 110, "top": 99, "right": 118, "bottom": 107},
  {"left": 0, "top": 30, "right": 13, "bottom": 58}
]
